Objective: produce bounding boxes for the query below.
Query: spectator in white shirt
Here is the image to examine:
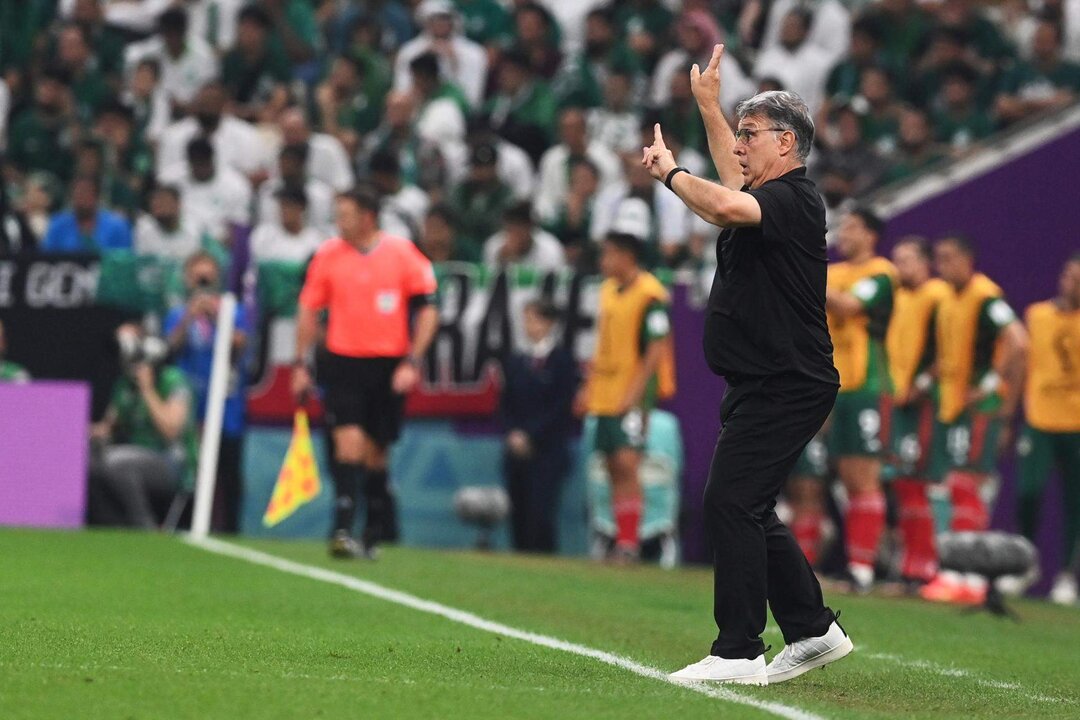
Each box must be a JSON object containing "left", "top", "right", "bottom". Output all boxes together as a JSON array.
[
  {"left": 250, "top": 187, "right": 325, "bottom": 264},
  {"left": 393, "top": 0, "right": 489, "bottom": 109},
  {"left": 134, "top": 185, "right": 204, "bottom": 261},
  {"left": 278, "top": 107, "right": 354, "bottom": 193},
  {"left": 534, "top": 107, "right": 622, "bottom": 226},
  {"left": 757, "top": 0, "right": 851, "bottom": 68},
  {"left": 408, "top": 51, "right": 468, "bottom": 149},
  {"left": 484, "top": 202, "right": 566, "bottom": 273},
  {"left": 156, "top": 82, "right": 267, "bottom": 182},
  {"left": 370, "top": 151, "right": 430, "bottom": 243},
  {"left": 753, "top": 9, "right": 834, "bottom": 113},
  {"left": 159, "top": 137, "right": 252, "bottom": 246},
  {"left": 257, "top": 144, "right": 336, "bottom": 235},
  {"left": 587, "top": 68, "right": 642, "bottom": 155},
  {"left": 443, "top": 118, "right": 537, "bottom": 202},
  {"left": 651, "top": 10, "right": 755, "bottom": 118},
  {"left": 124, "top": 7, "right": 219, "bottom": 115},
  {"left": 590, "top": 156, "right": 699, "bottom": 269}
]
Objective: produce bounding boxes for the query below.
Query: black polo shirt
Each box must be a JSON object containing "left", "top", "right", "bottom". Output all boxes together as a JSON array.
[{"left": 703, "top": 166, "right": 839, "bottom": 386}]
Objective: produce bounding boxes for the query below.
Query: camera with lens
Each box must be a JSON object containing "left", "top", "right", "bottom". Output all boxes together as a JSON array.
[{"left": 117, "top": 327, "right": 168, "bottom": 370}]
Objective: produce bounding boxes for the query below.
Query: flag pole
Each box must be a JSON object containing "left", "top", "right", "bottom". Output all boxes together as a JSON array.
[{"left": 190, "top": 292, "right": 237, "bottom": 540}]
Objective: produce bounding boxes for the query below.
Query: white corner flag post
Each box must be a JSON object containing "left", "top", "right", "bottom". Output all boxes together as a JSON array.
[{"left": 190, "top": 292, "right": 238, "bottom": 540}]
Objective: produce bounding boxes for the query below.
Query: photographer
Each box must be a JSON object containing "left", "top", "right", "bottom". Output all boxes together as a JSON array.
[
  {"left": 88, "top": 325, "right": 196, "bottom": 528},
  {"left": 164, "top": 251, "right": 250, "bottom": 533}
]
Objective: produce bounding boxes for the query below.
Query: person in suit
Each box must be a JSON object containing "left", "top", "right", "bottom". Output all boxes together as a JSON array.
[{"left": 501, "top": 298, "right": 579, "bottom": 553}]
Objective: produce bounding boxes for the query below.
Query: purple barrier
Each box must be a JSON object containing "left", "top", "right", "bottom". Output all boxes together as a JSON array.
[{"left": 0, "top": 382, "right": 90, "bottom": 528}]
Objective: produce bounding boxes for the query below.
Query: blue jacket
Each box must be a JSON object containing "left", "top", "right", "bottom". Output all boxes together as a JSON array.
[
  {"left": 42, "top": 210, "right": 132, "bottom": 254},
  {"left": 501, "top": 344, "right": 579, "bottom": 448}
]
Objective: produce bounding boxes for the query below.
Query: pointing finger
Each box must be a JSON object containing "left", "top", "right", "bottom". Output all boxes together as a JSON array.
[
  {"left": 653, "top": 123, "right": 665, "bottom": 148},
  {"left": 708, "top": 44, "right": 724, "bottom": 72}
]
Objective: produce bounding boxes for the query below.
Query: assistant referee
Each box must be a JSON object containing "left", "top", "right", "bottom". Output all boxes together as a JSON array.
[
  {"left": 293, "top": 188, "right": 439, "bottom": 559},
  {"left": 643, "top": 45, "right": 852, "bottom": 685}
]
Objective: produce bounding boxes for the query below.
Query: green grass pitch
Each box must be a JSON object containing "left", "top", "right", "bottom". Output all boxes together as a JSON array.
[{"left": 2, "top": 528, "right": 1078, "bottom": 719}]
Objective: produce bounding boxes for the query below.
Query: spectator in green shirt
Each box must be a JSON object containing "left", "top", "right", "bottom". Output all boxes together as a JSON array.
[
  {"left": 262, "top": 0, "right": 318, "bottom": 64},
  {"left": 315, "top": 55, "right": 385, "bottom": 159},
  {"left": 221, "top": 5, "right": 292, "bottom": 123},
  {"left": 7, "top": 67, "right": 78, "bottom": 186},
  {"left": 863, "top": 0, "right": 934, "bottom": 74},
  {"left": 882, "top": 106, "right": 947, "bottom": 185},
  {"left": 456, "top": 0, "right": 513, "bottom": 48},
  {"left": 55, "top": 24, "right": 112, "bottom": 125},
  {"left": 995, "top": 19, "right": 1080, "bottom": 125},
  {"left": 94, "top": 102, "right": 156, "bottom": 218},
  {"left": 70, "top": 0, "right": 128, "bottom": 79},
  {"left": 418, "top": 203, "right": 481, "bottom": 263},
  {"left": 856, "top": 65, "right": 902, "bottom": 155},
  {"left": 88, "top": 325, "right": 197, "bottom": 529},
  {"left": 0, "top": 320, "right": 30, "bottom": 383},
  {"left": 449, "top": 142, "right": 515, "bottom": 251},
  {"left": 614, "top": 0, "right": 674, "bottom": 76},
  {"left": 825, "top": 16, "right": 886, "bottom": 105},
  {"left": 554, "top": 7, "right": 641, "bottom": 109},
  {"left": 933, "top": 62, "right": 996, "bottom": 152},
  {"left": 512, "top": 2, "right": 563, "bottom": 81},
  {"left": 485, "top": 49, "right": 558, "bottom": 164}
]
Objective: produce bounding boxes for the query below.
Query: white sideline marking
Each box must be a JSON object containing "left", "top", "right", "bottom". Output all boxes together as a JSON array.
[
  {"left": 863, "top": 652, "right": 1071, "bottom": 705},
  {"left": 184, "top": 537, "right": 824, "bottom": 720}
]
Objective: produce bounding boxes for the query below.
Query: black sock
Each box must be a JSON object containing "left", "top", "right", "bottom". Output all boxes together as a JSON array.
[
  {"left": 364, "top": 468, "right": 389, "bottom": 544},
  {"left": 332, "top": 462, "right": 364, "bottom": 534}
]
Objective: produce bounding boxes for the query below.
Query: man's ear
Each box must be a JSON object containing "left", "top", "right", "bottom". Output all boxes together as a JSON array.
[{"left": 778, "top": 129, "right": 797, "bottom": 157}]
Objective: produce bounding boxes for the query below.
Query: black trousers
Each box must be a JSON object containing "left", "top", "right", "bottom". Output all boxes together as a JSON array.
[
  {"left": 704, "top": 373, "right": 838, "bottom": 659},
  {"left": 504, "top": 443, "right": 570, "bottom": 553}
]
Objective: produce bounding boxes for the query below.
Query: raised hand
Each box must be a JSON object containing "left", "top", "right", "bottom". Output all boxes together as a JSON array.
[
  {"left": 690, "top": 44, "right": 724, "bottom": 110},
  {"left": 642, "top": 123, "right": 677, "bottom": 182}
]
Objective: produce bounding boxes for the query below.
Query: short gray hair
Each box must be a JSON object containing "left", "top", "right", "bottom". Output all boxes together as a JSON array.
[{"left": 734, "top": 91, "right": 815, "bottom": 161}]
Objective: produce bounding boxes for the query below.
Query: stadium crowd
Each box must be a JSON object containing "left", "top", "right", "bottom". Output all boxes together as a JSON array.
[{"left": 0, "top": 0, "right": 1078, "bottom": 604}]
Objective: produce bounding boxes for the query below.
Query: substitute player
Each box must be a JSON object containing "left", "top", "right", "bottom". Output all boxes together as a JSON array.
[
  {"left": 293, "top": 188, "right": 439, "bottom": 559},
  {"left": 885, "top": 236, "right": 950, "bottom": 588},
  {"left": 921, "top": 235, "right": 1027, "bottom": 603},
  {"left": 824, "top": 207, "right": 897, "bottom": 592},
  {"left": 1018, "top": 254, "right": 1080, "bottom": 605},
  {"left": 578, "top": 223, "right": 675, "bottom": 563},
  {"left": 646, "top": 44, "right": 850, "bottom": 685}
]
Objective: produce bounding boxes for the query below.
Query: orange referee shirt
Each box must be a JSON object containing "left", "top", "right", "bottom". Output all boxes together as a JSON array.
[{"left": 299, "top": 233, "right": 437, "bottom": 358}]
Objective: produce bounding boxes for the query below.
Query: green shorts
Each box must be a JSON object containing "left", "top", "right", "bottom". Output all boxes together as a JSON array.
[
  {"left": 827, "top": 388, "right": 892, "bottom": 458},
  {"left": 928, "top": 409, "right": 1004, "bottom": 481},
  {"left": 1017, "top": 425, "right": 1080, "bottom": 495},
  {"left": 792, "top": 434, "right": 829, "bottom": 479},
  {"left": 888, "top": 396, "right": 937, "bottom": 478},
  {"left": 593, "top": 410, "right": 647, "bottom": 455}
]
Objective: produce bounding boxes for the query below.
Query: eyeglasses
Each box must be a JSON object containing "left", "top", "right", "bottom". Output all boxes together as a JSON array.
[{"left": 734, "top": 127, "right": 787, "bottom": 144}]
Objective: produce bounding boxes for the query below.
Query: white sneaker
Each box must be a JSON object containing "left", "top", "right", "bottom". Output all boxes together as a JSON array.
[
  {"left": 1049, "top": 573, "right": 1078, "bottom": 605},
  {"left": 765, "top": 621, "right": 853, "bottom": 684},
  {"left": 669, "top": 654, "right": 768, "bottom": 685}
]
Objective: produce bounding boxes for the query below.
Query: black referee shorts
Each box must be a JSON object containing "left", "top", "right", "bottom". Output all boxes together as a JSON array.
[{"left": 320, "top": 353, "right": 406, "bottom": 447}]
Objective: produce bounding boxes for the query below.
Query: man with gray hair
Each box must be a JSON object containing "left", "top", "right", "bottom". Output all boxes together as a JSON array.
[{"left": 643, "top": 45, "right": 851, "bottom": 685}]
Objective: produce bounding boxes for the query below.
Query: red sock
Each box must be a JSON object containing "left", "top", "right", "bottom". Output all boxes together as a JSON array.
[
  {"left": 613, "top": 496, "right": 641, "bottom": 550},
  {"left": 948, "top": 471, "right": 989, "bottom": 531},
  {"left": 792, "top": 512, "right": 824, "bottom": 565},
  {"left": 894, "top": 478, "right": 938, "bottom": 581},
  {"left": 845, "top": 490, "right": 886, "bottom": 568}
]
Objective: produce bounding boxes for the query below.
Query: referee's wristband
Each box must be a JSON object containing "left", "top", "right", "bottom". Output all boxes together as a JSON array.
[{"left": 665, "top": 166, "right": 690, "bottom": 191}]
